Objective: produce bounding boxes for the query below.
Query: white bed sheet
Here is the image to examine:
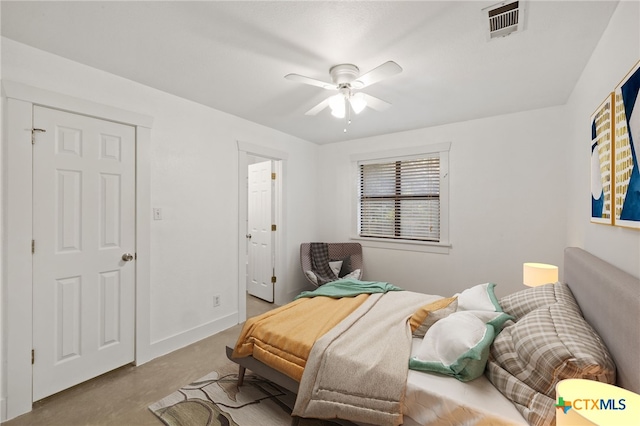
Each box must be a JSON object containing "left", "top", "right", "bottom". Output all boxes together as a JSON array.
[{"left": 402, "top": 338, "right": 528, "bottom": 426}]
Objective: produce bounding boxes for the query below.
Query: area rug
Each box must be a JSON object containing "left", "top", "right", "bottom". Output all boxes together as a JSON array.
[{"left": 149, "top": 365, "right": 356, "bottom": 426}]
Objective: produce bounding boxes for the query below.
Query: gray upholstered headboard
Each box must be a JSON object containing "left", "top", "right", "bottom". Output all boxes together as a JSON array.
[{"left": 564, "top": 247, "right": 640, "bottom": 393}]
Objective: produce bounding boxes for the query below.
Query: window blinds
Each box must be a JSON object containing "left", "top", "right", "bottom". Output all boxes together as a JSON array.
[{"left": 359, "top": 156, "right": 440, "bottom": 242}]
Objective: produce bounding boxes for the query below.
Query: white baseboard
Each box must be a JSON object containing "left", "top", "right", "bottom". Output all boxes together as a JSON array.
[{"left": 139, "top": 312, "right": 238, "bottom": 365}]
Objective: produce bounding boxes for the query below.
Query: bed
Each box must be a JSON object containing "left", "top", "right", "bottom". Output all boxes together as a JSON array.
[{"left": 226, "top": 247, "right": 640, "bottom": 425}]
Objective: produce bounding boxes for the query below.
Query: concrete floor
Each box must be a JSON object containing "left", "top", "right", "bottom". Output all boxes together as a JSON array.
[{"left": 2, "top": 295, "right": 275, "bottom": 426}]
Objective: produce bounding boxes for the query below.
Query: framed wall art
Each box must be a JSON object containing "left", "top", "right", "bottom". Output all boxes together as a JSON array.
[
  {"left": 591, "top": 94, "right": 613, "bottom": 225},
  {"left": 612, "top": 60, "right": 640, "bottom": 229}
]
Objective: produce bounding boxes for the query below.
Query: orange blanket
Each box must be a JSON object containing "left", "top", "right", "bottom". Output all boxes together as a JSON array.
[{"left": 232, "top": 294, "right": 368, "bottom": 382}]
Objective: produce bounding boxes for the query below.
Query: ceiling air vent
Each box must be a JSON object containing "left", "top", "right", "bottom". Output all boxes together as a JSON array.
[{"left": 483, "top": 1, "right": 525, "bottom": 39}]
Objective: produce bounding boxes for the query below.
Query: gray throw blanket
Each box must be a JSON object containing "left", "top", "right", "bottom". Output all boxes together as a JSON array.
[
  {"left": 310, "top": 242, "right": 337, "bottom": 285},
  {"left": 293, "top": 291, "right": 442, "bottom": 426}
]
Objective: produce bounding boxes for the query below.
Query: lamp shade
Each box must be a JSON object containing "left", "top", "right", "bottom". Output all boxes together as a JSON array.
[
  {"left": 329, "top": 94, "right": 346, "bottom": 118},
  {"left": 523, "top": 262, "right": 558, "bottom": 287},
  {"left": 349, "top": 92, "right": 367, "bottom": 114}
]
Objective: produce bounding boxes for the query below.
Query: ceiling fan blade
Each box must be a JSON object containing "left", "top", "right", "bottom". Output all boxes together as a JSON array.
[
  {"left": 361, "top": 93, "right": 392, "bottom": 112},
  {"left": 285, "top": 73, "right": 336, "bottom": 90},
  {"left": 353, "top": 61, "right": 402, "bottom": 89},
  {"left": 305, "top": 96, "right": 333, "bottom": 116}
]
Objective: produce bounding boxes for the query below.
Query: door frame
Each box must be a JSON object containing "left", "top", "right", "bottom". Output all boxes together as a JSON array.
[
  {"left": 2, "top": 81, "right": 153, "bottom": 420},
  {"left": 237, "top": 141, "right": 287, "bottom": 321}
]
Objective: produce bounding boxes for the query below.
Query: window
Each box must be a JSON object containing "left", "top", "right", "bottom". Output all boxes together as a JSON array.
[
  {"left": 351, "top": 143, "right": 450, "bottom": 252},
  {"left": 359, "top": 156, "right": 440, "bottom": 241}
]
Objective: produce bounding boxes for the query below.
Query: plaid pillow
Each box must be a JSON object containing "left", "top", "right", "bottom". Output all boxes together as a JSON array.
[
  {"left": 490, "top": 303, "right": 615, "bottom": 396},
  {"left": 499, "top": 282, "right": 579, "bottom": 320},
  {"left": 485, "top": 362, "right": 555, "bottom": 426},
  {"left": 488, "top": 284, "right": 615, "bottom": 426}
]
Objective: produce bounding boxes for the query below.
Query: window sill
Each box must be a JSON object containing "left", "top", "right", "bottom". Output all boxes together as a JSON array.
[{"left": 350, "top": 236, "right": 451, "bottom": 254}]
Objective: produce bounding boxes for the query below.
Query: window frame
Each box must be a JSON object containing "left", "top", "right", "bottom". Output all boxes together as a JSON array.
[{"left": 350, "top": 143, "right": 451, "bottom": 254}]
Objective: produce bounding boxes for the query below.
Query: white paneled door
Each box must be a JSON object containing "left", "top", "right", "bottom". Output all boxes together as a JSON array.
[
  {"left": 32, "top": 106, "right": 136, "bottom": 401},
  {"left": 247, "top": 160, "right": 274, "bottom": 302}
]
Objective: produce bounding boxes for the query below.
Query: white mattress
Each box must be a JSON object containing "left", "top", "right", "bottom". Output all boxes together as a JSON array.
[{"left": 402, "top": 338, "right": 528, "bottom": 426}]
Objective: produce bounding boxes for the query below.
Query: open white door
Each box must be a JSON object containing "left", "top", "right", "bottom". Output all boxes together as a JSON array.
[
  {"left": 247, "top": 160, "right": 274, "bottom": 302},
  {"left": 32, "top": 106, "right": 136, "bottom": 401}
]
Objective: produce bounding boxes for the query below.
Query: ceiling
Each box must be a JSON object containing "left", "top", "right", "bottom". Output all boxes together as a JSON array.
[{"left": 1, "top": 1, "right": 618, "bottom": 145}]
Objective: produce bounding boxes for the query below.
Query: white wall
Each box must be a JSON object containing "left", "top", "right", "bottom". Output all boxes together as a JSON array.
[
  {"left": 0, "top": 5, "right": 5, "bottom": 419},
  {"left": 1, "top": 0, "right": 638, "bottom": 419},
  {"left": 0, "top": 37, "right": 318, "bottom": 418},
  {"left": 317, "top": 106, "right": 568, "bottom": 298},
  {"left": 565, "top": 0, "right": 640, "bottom": 279},
  {"left": 315, "top": 2, "right": 640, "bottom": 298}
]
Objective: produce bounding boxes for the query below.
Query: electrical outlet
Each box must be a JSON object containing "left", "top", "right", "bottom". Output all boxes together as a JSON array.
[{"left": 213, "top": 295, "right": 221, "bottom": 307}]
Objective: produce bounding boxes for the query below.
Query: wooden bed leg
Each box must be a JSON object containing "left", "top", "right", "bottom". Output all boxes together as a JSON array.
[
  {"left": 290, "top": 416, "right": 300, "bottom": 426},
  {"left": 237, "top": 365, "right": 246, "bottom": 387}
]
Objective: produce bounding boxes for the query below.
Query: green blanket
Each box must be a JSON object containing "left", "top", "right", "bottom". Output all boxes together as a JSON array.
[{"left": 295, "top": 278, "right": 402, "bottom": 299}]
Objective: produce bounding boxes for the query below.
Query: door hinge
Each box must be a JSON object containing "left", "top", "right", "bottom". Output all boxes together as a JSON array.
[
  {"left": 31, "top": 128, "right": 46, "bottom": 145},
  {"left": 32, "top": 240, "right": 35, "bottom": 254},
  {"left": 271, "top": 172, "right": 276, "bottom": 180},
  {"left": 271, "top": 276, "right": 277, "bottom": 283},
  {"left": 271, "top": 224, "right": 276, "bottom": 231},
  {"left": 32, "top": 349, "right": 35, "bottom": 365}
]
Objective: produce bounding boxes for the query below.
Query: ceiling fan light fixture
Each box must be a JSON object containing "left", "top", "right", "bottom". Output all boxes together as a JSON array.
[
  {"left": 287, "top": 61, "right": 401, "bottom": 123},
  {"left": 330, "top": 107, "right": 345, "bottom": 119},
  {"left": 329, "top": 94, "right": 346, "bottom": 118},
  {"left": 349, "top": 92, "right": 367, "bottom": 114}
]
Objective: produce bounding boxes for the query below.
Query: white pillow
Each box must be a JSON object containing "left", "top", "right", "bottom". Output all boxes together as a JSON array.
[
  {"left": 456, "top": 283, "right": 501, "bottom": 312},
  {"left": 342, "top": 268, "right": 361, "bottom": 280},
  {"left": 411, "top": 297, "right": 458, "bottom": 338},
  {"left": 458, "top": 309, "right": 513, "bottom": 332},
  {"left": 410, "top": 311, "right": 496, "bottom": 381},
  {"left": 328, "top": 260, "right": 343, "bottom": 278},
  {"left": 304, "top": 270, "right": 318, "bottom": 285},
  {"left": 416, "top": 311, "right": 486, "bottom": 364},
  {"left": 305, "top": 267, "right": 360, "bottom": 285}
]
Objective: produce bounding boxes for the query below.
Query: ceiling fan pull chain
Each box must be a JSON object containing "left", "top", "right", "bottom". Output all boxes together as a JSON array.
[{"left": 344, "top": 97, "right": 349, "bottom": 132}]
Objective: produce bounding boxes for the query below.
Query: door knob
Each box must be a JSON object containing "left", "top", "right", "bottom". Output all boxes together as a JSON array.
[
  {"left": 122, "top": 253, "right": 134, "bottom": 262},
  {"left": 246, "top": 234, "right": 252, "bottom": 239}
]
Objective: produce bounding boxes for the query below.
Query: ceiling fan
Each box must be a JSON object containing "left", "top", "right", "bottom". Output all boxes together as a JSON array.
[{"left": 285, "top": 61, "right": 402, "bottom": 119}]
